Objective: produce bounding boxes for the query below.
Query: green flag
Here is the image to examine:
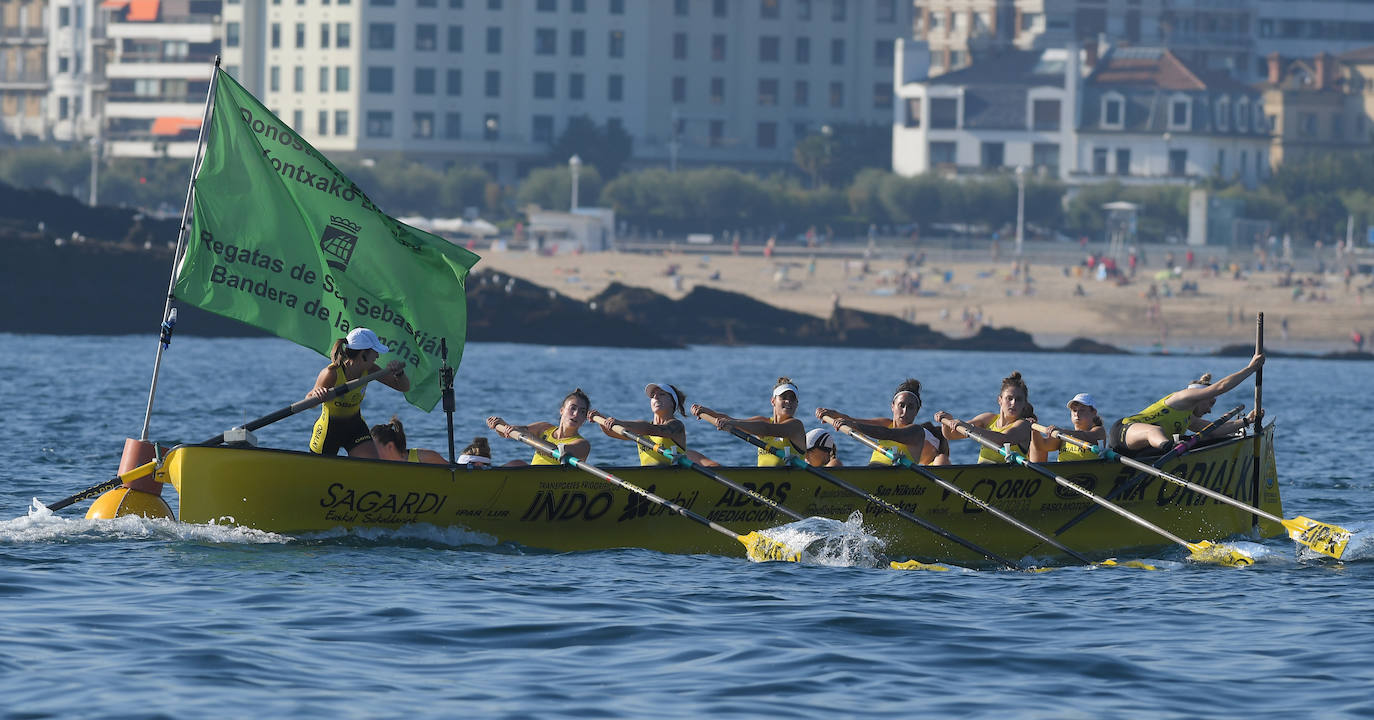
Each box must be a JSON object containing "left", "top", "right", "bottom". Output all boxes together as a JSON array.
[{"left": 176, "top": 68, "right": 480, "bottom": 411}]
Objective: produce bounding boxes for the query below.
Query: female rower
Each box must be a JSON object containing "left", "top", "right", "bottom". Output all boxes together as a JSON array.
[
  {"left": 691, "top": 377, "right": 807, "bottom": 467},
  {"left": 307, "top": 327, "right": 410, "bottom": 458},
  {"left": 804, "top": 428, "right": 842, "bottom": 467},
  {"left": 590, "top": 381, "right": 720, "bottom": 466},
  {"left": 1029, "top": 393, "right": 1105, "bottom": 462},
  {"left": 816, "top": 378, "right": 948, "bottom": 466},
  {"left": 1110, "top": 353, "right": 1263, "bottom": 454},
  {"left": 369, "top": 416, "right": 449, "bottom": 465},
  {"left": 486, "top": 388, "right": 592, "bottom": 466},
  {"left": 457, "top": 437, "right": 492, "bottom": 468},
  {"left": 934, "top": 371, "right": 1034, "bottom": 464}
]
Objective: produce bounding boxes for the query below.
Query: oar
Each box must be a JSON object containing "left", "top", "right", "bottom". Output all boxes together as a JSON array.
[
  {"left": 1249, "top": 313, "right": 1264, "bottom": 532},
  {"left": 47, "top": 366, "right": 399, "bottom": 512},
  {"left": 696, "top": 413, "right": 1020, "bottom": 570},
  {"left": 1052, "top": 404, "right": 1245, "bottom": 537},
  {"left": 493, "top": 424, "right": 803, "bottom": 564},
  {"left": 821, "top": 416, "right": 1098, "bottom": 567},
  {"left": 949, "top": 417, "right": 1254, "bottom": 567},
  {"left": 1034, "top": 422, "right": 1352, "bottom": 560}
]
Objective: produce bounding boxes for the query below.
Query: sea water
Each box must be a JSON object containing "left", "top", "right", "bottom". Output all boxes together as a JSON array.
[{"left": 1, "top": 334, "right": 1371, "bottom": 718}]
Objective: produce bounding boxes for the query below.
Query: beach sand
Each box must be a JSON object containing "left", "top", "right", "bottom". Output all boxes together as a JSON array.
[{"left": 477, "top": 244, "right": 1373, "bottom": 354}]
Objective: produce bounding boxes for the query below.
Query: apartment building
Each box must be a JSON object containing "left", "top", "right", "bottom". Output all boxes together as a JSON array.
[
  {"left": 1253, "top": 1, "right": 1374, "bottom": 79},
  {"left": 1261, "top": 49, "right": 1374, "bottom": 170},
  {"left": 0, "top": 0, "right": 48, "bottom": 140}
]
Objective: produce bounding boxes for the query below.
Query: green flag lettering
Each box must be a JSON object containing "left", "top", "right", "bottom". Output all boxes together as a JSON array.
[{"left": 176, "top": 68, "right": 479, "bottom": 411}]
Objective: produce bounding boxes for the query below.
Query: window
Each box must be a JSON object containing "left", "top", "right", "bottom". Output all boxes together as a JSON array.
[
  {"left": 711, "top": 34, "right": 726, "bottom": 61},
  {"left": 757, "top": 121, "right": 777, "bottom": 148},
  {"left": 418, "top": 0, "right": 436, "bottom": 7},
  {"left": 58, "top": 7, "right": 70, "bottom": 26},
  {"left": 1333, "top": 114, "right": 1345, "bottom": 140},
  {"left": 876, "top": 0, "right": 895, "bottom": 22},
  {"left": 673, "top": 33, "right": 687, "bottom": 60},
  {"left": 537, "top": 0, "right": 555, "bottom": 10},
  {"left": 796, "top": 38, "right": 810, "bottom": 64},
  {"left": 709, "top": 119, "right": 724, "bottom": 147},
  {"left": 759, "top": 36, "right": 780, "bottom": 62},
  {"left": 319, "top": 67, "right": 329, "bottom": 92},
  {"left": 446, "top": 69, "right": 462, "bottom": 95},
  {"left": 59, "top": 56, "right": 70, "bottom": 74},
  {"left": 483, "top": 113, "right": 499, "bottom": 140},
  {"left": 758, "top": 78, "right": 778, "bottom": 105},
  {"left": 674, "top": 0, "right": 688, "bottom": 15},
  {"left": 1115, "top": 148, "right": 1130, "bottom": 176},
  {"left": 1171, "top": 98, "right": 1190, "bottom": 129},
  {"left": 830, "top": 39, "right": 844, "bottom": 65},
  {"left": 445, "top": 112, "right": 461, "bottom": 139},
  {"left": 487, "top": 0, "right": 499, "bottom": 7},
  {"left": 294, "top": 66, "right": 305, "bottom": 92},
  {"left": 320, "top": 23, "right": 330, "bottom": 48},
  {"left": 373, "top": 0, "right": 395, "bottom": 5},
  {"left": 448, "top": 26, "right": 463, "bottom": 51},
  {"left": 415, "top": 67, "right": 435, "bottom": 94},
  {"left": 798, "top": 0, "right": 811, "bottom": 20},
  {"left": 829, "top": 81, "right": 844, "bottom": 108},
  {"left": 335, "top": 110, "right": 349, "bottom": 136},
  {"left": 571, "top": 0, "right": 583, "bottom": 11},
  {"left": 761, "top": 0, "right": 779, "bottom": 18},
  {"left": 536, "top": 28, "right": 556, "bottom": 54},
  {"left": 293, "top": 110, "right": 304, "bottom": 131},
  {"left": 672, "top": 76, "right": 686, "bottom": 103},
  {"left": 532, "top": 114, "right": 554, "bottom": 142},
  {"left": 485, "top": 70, "right": 500, "bottom": 97},
  {"left": 487, "top": 27, "right": 501, "bottom": 53},
  {"left": 1102, "top": 96, "right": 1123, "bottom": 127},
  {"left": 534, "top": 71, "right": 555, "bottom": 98},
  {"left": 713, "top": 0, "right": 727, "bottom": 17},
  {"left": 1032, "top": 142, "right": 1058, "bottom": 172},
  {"left": 609, "top": 31, "right": 625, "bottom": 58},
  {"left": 368, "top": 66, "right": 393, "bottom": 93},
  {"left": 1168, "top": 149, "right": 1186, "bottom": 176},
  {"left": 1238, "top": 100, "right": 1250, "bottom": 132},
  {"left": 832, "top": 0, "right": 846, "bottom": 21},
  {"left": 794, "top": 81, "right": 808, "bottom": 107},
  {"left": 337, "top": 23, "right": 351, "bottom": 48},
  {"left": 226, "top": 22, "right": 240, "bottom": 48},
  {"left": 271, "top": 23, "right": 281, "bottom": 49},
  {"left": 1216, "top": 149, "right": 1225, "bottom": 176},
  {"left": 366, "top": 111, "right": 393, "bottom": 137},
  {"left": 873, "top": 83, "right": 892, "bottom": 109},
  {"left": 875, "top": 39, "right": 893, "bottom": 66},
  {"left": 929, "top": 141, "right": 955, "bottom": 165},
  {"left": 608, "top": 74, "right": 623, "bottom": 101},
  {"left": 609, "top": 0, "right": 623, "bottom": 14},
  {"left": 335, "top": 66, "right": 350, "bottom": 91},
  {"left": 710, "top": 77, "right": 725, "bottom": 104},
  {"left": 296, "top": 23, "right": 305, "bottom": 48},
  {"left": 414, "top": 112, "right": 434, "bottom": 139},
  {"left": 930, "top": 97, "right": 957, "bottom": 128},
  {"left": 1299, "top": 112, "right": 1317, "bottom": 138},
  {"left": 1033, "top": 99, "right": 1060, "bottom": 130},
  {"left": 1092, "top": 148, "right": 1108, "bottom": 175},
  {"left": 1216, "top": 97, "right": 1229, "bottom": 131},
  {"left": 569, "top": 73, "right": 584, "bottom": 99},
  {"left": 1240, "top": 150, "right": 1248, "bottom": 177},
  {"left": 570, "top": 29, "right": 585, "bottom": 56},
  {"left": 416, "top": 24, "right": 436, "bottom": 51},
  {"left": 318, "top": 110, "right": 328, "bottom": 136},
  {"left": 981, "top": 141, "right": 1004, "bottom": 168},
  {"left": 905, "top": 98, "right": 920, "bottom": 128},
  {"left": 369, "top": 23, "right": 395, "bottom": 49}
]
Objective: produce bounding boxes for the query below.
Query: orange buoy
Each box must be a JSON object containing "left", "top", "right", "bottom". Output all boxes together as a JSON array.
[
  {"left": 118, "top": 438, "right": 164, "bottom": 496},
  {"left": 86, "top": 486, "right": 174, "bottom": 520}
]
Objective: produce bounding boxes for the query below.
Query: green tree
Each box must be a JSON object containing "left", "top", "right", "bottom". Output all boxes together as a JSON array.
[
  {"left": 548, "top": 115, "right": 634, "bottom": 179},
  {"left": 516, "top": 164, "right": 604, "bottom": 211},
  {"left": 793, "top": 133, "right": 835, "bottom": 189}
]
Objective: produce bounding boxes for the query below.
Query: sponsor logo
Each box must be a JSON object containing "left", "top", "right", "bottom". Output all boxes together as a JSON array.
[{"left": 320, "top": 216, "right": 362, "bottom": 271}]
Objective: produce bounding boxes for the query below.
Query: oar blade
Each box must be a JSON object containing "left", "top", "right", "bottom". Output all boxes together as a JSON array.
[
  {"left": 889, "top": 559, "right": 951, "bottom": 572},
  {"left": 1187, "top": 541, "right": 1254, "bottom": 567},
  {"left": 1096, "top": 558, "right": 1159, "bottom": 571},
  {"left": 1284, "top": 516, "right": 1352, "bottom": 560},
  {"left": 738, "top": 532, "right": 802, "bottom": 563}
]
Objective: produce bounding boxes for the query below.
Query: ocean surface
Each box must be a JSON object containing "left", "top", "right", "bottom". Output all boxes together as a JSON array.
[{"left": 2, "top": 334, "right": 1372, "bottom": 719}]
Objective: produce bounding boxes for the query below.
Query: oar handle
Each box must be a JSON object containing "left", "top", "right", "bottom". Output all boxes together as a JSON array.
[
  {"left": 1030, "top": 423, "right": 1104, "bottom": 455},
  {"left": 201, "top": 365, "right": 399, "bottom": 446}
]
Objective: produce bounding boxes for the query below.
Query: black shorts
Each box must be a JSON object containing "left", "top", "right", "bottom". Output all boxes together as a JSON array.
[
  {"left": 312, "top": 413, "right": 372, "bottom": 456},
  {"left": 1107, "top": 418, "right": 1129, "bottom": 455}
]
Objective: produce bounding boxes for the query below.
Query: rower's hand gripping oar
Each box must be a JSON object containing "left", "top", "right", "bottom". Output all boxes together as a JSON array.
[
  {"left": 1033, "top": 422, "right": 1352, "bottom": 560},
  {"left": 692, "top": 409, "right": 1016, "bottom": 570},
  {"left": 491, "top": 423, "right": 803, "bottom": 564},
  {"left": 948, "top": 416, "right": 1254, "bottom": 567},
  {"left": 46, "top": 366, "right": 400, "bottom": 513},
  {"left": 1052, "top": 404, "right": 1246, "bottom": 537},
  {"left": 820, "top": 415, "right": 1108, "bottom": 568}
]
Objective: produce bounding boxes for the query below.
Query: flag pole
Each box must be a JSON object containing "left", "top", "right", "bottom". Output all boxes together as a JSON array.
[{"left": 138, "top": 56, "right": 222, "bottom": 441}]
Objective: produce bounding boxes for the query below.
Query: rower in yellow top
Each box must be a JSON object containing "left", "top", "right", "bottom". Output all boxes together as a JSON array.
[
  {"left": 486, "top": 388, "right": 592, "bottom": 466},
  {"left": 307, "top": 327, "right": 410, "bottom": 458},
  {"left": 370, "top": 416, "right": 449, "bottom": 465},
  {"left": 816, "top": 378, "right": 949, "bottom": 466},
  {"left": 691, "top": 377, "right": 806, "bottom": 467},
  {"left": 1029, "top": 393, "right": 1106, "bottom": 462},
  {"left": 1109, "top": 353, "right": 1263, "bottom": 455},
  {"left": 934, "top": 371, "right": 1034, "bottom": 464},
  {"left": 591, "top": 381, "right": 722, "bottom": 466}
]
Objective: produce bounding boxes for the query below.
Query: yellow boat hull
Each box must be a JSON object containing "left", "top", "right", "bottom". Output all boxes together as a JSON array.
[{"left": 160, "top": 428, "right": 1284, "bottom": 566}]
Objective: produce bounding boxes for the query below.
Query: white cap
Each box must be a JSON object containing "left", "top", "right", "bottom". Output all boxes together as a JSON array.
[
  {"left": 345, "top": 327, "right": 390, "bottom": 354},
  {"left": 805, "top": 428, "right": 835, "bottom": 452},
  {"left": 1066, "top": 393, "right": 1096, "bottom": 410},
  {"left": 645, "top": 381, "right": 676, "bottom": 398},
  {"left": 772, "top": 382, "right": 799, "bottom": 398}
]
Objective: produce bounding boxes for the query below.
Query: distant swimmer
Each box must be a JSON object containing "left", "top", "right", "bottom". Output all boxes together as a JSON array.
[
  {"left": 307, "top": 327, "right": 410, "bottom": 458},
  {"left": 935, "top": 371, "right": 1035, "bottom": 464},
  {"left": 1109, "top": 353, "right": 1263, "bottom": 455},
  {"left": 369, "top": 416, "right": 448, "bottom": 465},
  {"left": 692, "top": 377, "right": 807, "bottom": 467},
  {"left": 1029, "top": 393, "right": 1105, "bottom": 462},
  {"left": 816, "top": 378, "right": 948, "bottom": 466},
  {"left": 487, "top": 388, "right": 592, "bottom": 466},
  {"left": 591, "top": 381, "right": 720, "bottom": 467}
]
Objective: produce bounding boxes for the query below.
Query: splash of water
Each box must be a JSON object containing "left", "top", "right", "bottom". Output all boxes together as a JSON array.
[{"left": 750, "top": 511, "right": 890, "bottom": 569}]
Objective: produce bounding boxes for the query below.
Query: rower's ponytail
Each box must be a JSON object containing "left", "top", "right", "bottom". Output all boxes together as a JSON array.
[
  {"left": 1190, "top": 372, "right": 1213, "bottom": 386},
  {"left": 369, "top": 415, "right": 407, "bottom": 451},
  {"left": 775, "top": 376, "right": 794, "bottom": 389},
  {"left": 564, "top": 387, "right": 591, "bottom": 410},
  {"left": 329, "top": 338, "right": 349, "bottom": 367},
  {"left": 1001, "top": 370, "right": 1028, "bottom": 397}
]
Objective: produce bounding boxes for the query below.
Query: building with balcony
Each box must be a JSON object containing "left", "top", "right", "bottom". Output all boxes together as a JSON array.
[
  {"left": 1260, "top": 49, "right": 1374, "bottom": 170},
  {"left": 1253, "top": 1, "right": 1374, "bottom": 82},
  {"left": 0, "top": 0, "right": 49, "bottom": 139}
]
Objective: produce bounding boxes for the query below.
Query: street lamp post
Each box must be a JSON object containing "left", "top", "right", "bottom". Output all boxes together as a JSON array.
[
  {"left": 1015, "top": 164, "right": 1026, "bottom": 257},
  {"left": 569, "top": 154, "right": 581, "bottom": 210}
]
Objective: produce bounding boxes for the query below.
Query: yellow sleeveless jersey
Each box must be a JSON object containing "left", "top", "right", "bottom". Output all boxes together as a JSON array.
[
  {"left": 531, "top": 426, "right": 583, "bottom": 466},
  {"left": 407, "top": 448, "right": 420, "bottom": 462},
  {"left": 757, "top": 434, "right": 798, "bottom": 467},
  {"left": 320, "top": 366, "right": 366, "bottom": 417},
  {"left": 1057, "top": 438, "right": 1101, "bottom": 462},
  {"left": 1121, "top": 394, "right": 1194, "bottom": 439},
  {"left": 868, "top": 422, "right": 927, "bottom": 465},
  {"left": 977, "top": 415, "right": 1025, "bottom": 464},
  {"left": 637, "top": 433, "right": 685, "bottom": 466}
]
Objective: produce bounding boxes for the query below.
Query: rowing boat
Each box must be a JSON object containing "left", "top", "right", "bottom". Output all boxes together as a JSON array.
[{"left": 151, "top": 426, "right": 1282, "bottom": 566}]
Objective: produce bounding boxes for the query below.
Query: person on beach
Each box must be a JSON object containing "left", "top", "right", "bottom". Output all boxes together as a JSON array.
[
  {"left": 307, "top": 327, "right": 410, "bottom": 458},
  {"left": 590, "top": 381, "right": 718, "bottom": 467},
  {"left": 487, "top": 389, "right": 592, "bottom": 466},
  {"left": 1029, "top": 393, "right": 1105, "bottom": 463},
  {"left": 803, "top": 428, "right": 842, "bottom": 467},
  {"left": 692, "top": 378, "right": 807, "bottom": 467},
  {"left": 1109, "top": 354, "right": 1263, "bottom": 454},
  {"left": 934, "top": 371, "right": 1035, "bottom": 464},
  {"left": 369, "top": 416, "right": 448, "bottom": 465},
  {"left": 815, "top": 378, "right": 949, "bottom": 466}
]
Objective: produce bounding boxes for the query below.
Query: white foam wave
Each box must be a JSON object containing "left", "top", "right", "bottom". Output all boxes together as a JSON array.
[
  {"left": 752, "top": 511, "right": 893, "bottom": 569},
  {"left": 0, "top": 499, "right": 292, "bottom": 545},
  {"left": 293, "top": 522, "right": 502, "bottom": 548}
]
